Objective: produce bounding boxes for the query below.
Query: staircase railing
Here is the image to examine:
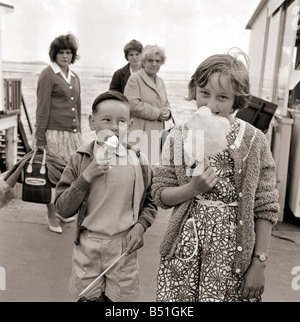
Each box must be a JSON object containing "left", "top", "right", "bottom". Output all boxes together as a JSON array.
[
  {"left": 1, "top": 78, "right": 33, "bottom": 172},
  {"left": 21, "top": 93, "right": 33, "bottom": 135}
]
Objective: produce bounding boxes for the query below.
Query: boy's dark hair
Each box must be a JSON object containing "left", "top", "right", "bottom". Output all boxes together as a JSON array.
[
  {"left": 49, "top": 33, "right": 80, "bottom": 64},
  {"left": 92, "top": 90, "right": 131, "bottom": 114}
]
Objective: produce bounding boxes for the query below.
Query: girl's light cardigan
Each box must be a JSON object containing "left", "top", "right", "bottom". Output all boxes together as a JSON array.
[{"left": 152, "top": 119, "right": 279, "bottom": 275}]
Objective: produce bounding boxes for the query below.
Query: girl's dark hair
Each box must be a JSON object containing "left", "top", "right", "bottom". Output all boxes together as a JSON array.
[
  {"left": 124, "top": 39, "right": 143, "bottom": 60},
  {"left": 49, "top": 33, "right": 80, "bottom": 64},
  {"left": 187, "top": 48, "right": 251, "bottom": 111}
]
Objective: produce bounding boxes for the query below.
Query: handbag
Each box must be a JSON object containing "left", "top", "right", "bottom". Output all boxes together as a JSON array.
[
  {"left": 22, "top": 148, "right": 52, "bottom": 204},
  {"left": 161, "top": 115, "right": 176, "bottom": 149}
]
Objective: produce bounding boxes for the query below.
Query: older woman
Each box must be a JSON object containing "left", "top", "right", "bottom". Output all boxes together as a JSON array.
[
  {"left": 35, "top": 33, "right": 82, "bottom": 233},
  {"left": 109, "top": 39, "right": 143, "bottom": 94},
  {"left": 124, "top": 44, "right": 172, "bottom": 164}
]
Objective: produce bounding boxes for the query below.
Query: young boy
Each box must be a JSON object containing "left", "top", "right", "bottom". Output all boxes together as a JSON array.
[{"left": 54, "top": 90, "right": 157, "bottom": 302}]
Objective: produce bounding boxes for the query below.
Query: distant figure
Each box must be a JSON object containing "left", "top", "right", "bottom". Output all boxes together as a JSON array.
[
  {"left": 55, "top": 91, "right": 157, "bottom": 302},
  {"left": 35, "top": 33, "right": 83, "bottom": 234},
  {"left": 152, "top": 50, "right": 280, "bottom": 302},
  {"left": 124, "top": 44, "right": 172, "bottom": 164},
  {"left": 109, "top": 39, "right": 143, "bottom": 94}
]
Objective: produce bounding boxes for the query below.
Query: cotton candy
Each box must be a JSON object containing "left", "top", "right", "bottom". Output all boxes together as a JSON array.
[{"left": 184, "top": 106, "right": 231, "bottom": 168}]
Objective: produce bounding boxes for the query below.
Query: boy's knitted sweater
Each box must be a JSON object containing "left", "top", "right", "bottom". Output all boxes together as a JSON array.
[
  {"left": 152, "top": 119, "right": 279, "bottom": 275},
  {"left": 55, "top": 140, "right": 157, "bottom": 245}
]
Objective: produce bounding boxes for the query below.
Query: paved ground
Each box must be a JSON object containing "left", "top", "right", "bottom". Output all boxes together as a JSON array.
[{"left": 0, "top": 193, "right": 300, "bottom": 302}]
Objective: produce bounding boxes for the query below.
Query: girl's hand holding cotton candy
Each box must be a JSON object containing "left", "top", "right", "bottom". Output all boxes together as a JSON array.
[
  {"left": 184, "top": 106, "right": 231, "bottom": 176},
  {"left": 189, "top": 165, "right": 218, "bottom": 194}
]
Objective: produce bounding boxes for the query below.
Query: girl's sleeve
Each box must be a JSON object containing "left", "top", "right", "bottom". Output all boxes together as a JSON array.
[
  {"left": 151, "top": 128, "right": 182, "bottom": 209},
  {"left": 254, "top": 133, "right": 280, "bottom": 224},
  {"left": 124, "top": 76, "right": 161, "bottom": 121},
  {"left": 36, "top": 69, "right": 53, "bottom": 146}
]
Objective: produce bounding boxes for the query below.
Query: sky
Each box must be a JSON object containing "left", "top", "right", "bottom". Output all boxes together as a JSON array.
[{"left": 1, "top": 0, "right": 261, "bottom": 73}]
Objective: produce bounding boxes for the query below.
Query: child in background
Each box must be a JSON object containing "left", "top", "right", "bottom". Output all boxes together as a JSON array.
[
  {"left": 152, "top": 50, "right": 279, "bottom": 302},
  {"left": 55, "top": 90, "right": 157, "bottom": 302},
  {"left": 109, "top": 39, "right": 143, "bottom": 94}
]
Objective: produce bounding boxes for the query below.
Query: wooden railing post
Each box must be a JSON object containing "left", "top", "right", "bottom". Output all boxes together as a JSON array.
[
  {"left": 0, "top": 114, "right": 18, "bottom": 170},
  {"left": 5, "top": 122, "right": 18, "bottom": 169}
]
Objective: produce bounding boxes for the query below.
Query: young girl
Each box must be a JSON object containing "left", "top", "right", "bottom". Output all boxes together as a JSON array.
[
  {"left": 151, "top": 50, "right": 279, "bottom": 302},
  {"left": 35, "top": 33, "right": 82, "bottom": 233},
  {"left": 109, "top": 39, "right": 143, "bottom": 94}
]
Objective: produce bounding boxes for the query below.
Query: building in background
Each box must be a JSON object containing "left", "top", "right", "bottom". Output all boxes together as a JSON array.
[
  {"left": 0, "top": 2, "right": 30, "bottom": 174},
  {"left": 246, "top": 0, "right": 300, "bottom": 221},
  {"left": 0, "top": 1, "right": 13, "bottom": 113}
]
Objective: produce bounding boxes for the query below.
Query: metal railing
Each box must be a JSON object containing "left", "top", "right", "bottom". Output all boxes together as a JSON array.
[
  {"left": 2, "top": 78, "right": 32, "bottom": 135},
  {"left": 3, "top": 78, "right": 22, "bottom": 115}
]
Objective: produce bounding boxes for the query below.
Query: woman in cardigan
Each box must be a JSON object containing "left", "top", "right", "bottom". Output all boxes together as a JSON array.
[
  {"left": 124, "top": 44, "right": 172, "bottom": 165},
  {"left": 35, "top": 33, "right": 83, "bottom": 234},
  {"left": 109, "top": 39, "right": 143, "bottom": 94},
  {"left": 151, "top": 51, "right": 279, "bottom": 302}
]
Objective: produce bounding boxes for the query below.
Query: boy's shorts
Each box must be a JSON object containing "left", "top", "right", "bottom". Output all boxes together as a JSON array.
[{"left": 69, "top": 229, "right": 140, "bottom": 302}]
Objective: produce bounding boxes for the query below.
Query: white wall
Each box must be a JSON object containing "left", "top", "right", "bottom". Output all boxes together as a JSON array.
[
  {"left": 247, "top": 2, "right": 269, "bottom": 97},
  {"left": 0, "top": 4, "right": 14, "bottom": 112},
  {"left": 0, "top": 9, "right": 4, "bottom": 112}
]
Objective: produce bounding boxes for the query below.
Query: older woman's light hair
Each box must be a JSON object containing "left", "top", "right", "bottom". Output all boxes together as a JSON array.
[{"left": 141, "top": 45, "right": 166, "bottom": 66}]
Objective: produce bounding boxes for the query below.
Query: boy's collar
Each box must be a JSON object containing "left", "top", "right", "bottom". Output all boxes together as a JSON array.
[{"left": 77, "top": 140, "right": 141, "bottom": 161}]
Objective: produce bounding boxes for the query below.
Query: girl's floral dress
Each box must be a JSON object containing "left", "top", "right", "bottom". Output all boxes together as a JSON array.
[{"left": 156, "top": 119, "right": 260, "bottom": 302}]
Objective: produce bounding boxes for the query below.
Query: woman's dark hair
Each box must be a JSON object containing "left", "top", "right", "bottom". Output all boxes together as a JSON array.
[
  {"left": 49, "top": 33, "right": 79, "bottom": 64},
  {"left": 124, "top": 39, "right": 143, "bottom": 60}
]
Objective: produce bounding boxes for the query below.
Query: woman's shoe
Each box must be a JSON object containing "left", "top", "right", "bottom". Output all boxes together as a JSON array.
[
  {"left": 48, "top": 224, "right": 63, "bottom": 234},
  {"left": 56, "top": 214, "right": 76, "bottom": 223},
  {"left": 47, "top": 217, "right": 63, "bottom": 234}
]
